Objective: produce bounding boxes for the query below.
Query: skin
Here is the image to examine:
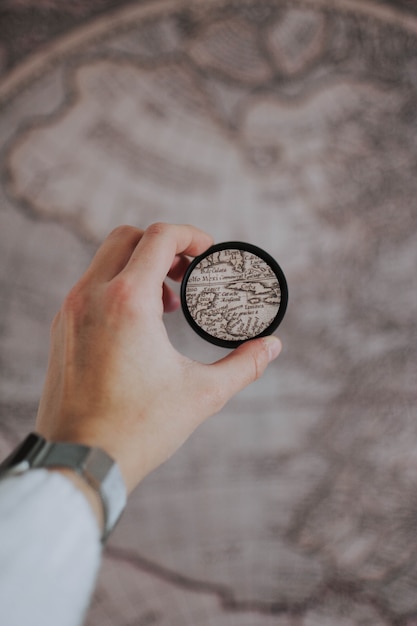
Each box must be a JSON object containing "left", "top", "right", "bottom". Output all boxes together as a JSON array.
[{"left": 35, "top": 223, "right": 282, "bottom": 532}]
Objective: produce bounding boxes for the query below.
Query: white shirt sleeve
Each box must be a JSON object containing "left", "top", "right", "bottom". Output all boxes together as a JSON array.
[{"left": 0, "top": 469, "right": 102, "bottom": 626}]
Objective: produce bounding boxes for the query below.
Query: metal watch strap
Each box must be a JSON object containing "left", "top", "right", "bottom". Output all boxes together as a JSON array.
[{"left": 0, "top": 432, "right": 127, "bottom": 542}]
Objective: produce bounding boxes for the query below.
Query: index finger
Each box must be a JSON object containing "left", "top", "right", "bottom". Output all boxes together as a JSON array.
[{"left": 122, "top": 222, "right": 214, "bottom": 289}]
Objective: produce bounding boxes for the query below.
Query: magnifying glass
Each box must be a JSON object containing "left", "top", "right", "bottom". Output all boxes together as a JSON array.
[{"left": 181, "top": 241, "right": 288, "bottom": 349}]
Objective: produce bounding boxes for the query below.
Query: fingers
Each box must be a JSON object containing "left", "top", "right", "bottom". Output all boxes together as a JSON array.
[
  {"left": 200, "top": 336, "right": 282, "bottom": 415},
  {"left": 123, "top": 223, "right": 213, "bottom": 293},
  {"left": 162, "top": 282, "right": 181, "bottom": 313},
  {"left": 79, "top": 223, "right": 208, "bottom": 316},
  {"left": 83, "top": 223, "right": 210, "bottom": 288},
  {"left": 84, "top": 226, "right": 144, "bottom": 283},
  {"left": 168, "top": 254, "right": 192, "bottom": 282}
]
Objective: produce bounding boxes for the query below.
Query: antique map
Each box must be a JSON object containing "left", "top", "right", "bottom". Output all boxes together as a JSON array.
[
  {"left": 185, "top": 249, "right": 281, "bottom": 342},
  {"left": 1, "top": 1, "right": 417, "bottom": 624}
]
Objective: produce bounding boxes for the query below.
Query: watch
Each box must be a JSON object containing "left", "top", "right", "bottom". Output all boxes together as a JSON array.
[{"left": 0, "top": 432, "right": 127, "bottom": 542}]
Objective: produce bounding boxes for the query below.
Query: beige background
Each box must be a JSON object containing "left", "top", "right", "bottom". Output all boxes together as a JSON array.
[{"left": 1, "top": 1, "right": 417, "bottom": 624}]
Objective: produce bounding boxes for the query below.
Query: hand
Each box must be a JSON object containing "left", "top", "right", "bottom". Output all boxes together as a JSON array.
[{"left": 36, "top": 223, "right": 282, "bottom": 494}]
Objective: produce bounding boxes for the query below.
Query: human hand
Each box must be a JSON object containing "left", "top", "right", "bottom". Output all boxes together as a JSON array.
[{"left": 36, "top": 223, "right": 282, "bottom": 494}]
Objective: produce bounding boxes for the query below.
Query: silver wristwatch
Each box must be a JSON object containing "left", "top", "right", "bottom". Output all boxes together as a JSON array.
[{"left": 0, "top": 432, "right": 127, "bottom": 542}]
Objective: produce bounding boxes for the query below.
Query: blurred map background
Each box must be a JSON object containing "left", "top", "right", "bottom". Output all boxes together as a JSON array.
[{"left": 1, "top": 1, "right": 417, "bottom": 624}]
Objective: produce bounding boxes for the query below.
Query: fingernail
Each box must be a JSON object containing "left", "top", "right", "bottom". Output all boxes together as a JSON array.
[{"left": 264, "top": 336, "right": 282, "bottom": 361}]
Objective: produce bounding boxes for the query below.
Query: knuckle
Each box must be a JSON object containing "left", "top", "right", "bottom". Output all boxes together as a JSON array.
[
  {"left": 106, "top": 275, "right": 132, "bottom": 305},
  {"left": 212, "top": 389, "right": 228, "bottom": 413},
  {"left": 146, "top": 222, "right": 169, "bottom": 237},
  {"left": 250, "top": 342, "right": 269, "bottom": 381},
  {"left": 109, "top": 224, "right": 136, "bottom": 239},
  {"left": 200, "top": 384, "right": 226, "bottom": 417},
  {"left": 105, "top": 276, "right": 144, "bottom": 318},
  {"left": 185, "top": 364, "right": 227, "bottom": 418},
  {"left": 62, "top": 284, "right": 88, "bottom": 317}
]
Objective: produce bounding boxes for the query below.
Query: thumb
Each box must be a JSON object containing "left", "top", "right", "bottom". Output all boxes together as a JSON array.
[{"left": 206, "top": 335, "right": 282, "bottom": 412}]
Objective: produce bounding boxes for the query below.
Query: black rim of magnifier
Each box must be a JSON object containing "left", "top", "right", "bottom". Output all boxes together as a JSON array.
[{"left": 180, "top": 241, "right": 288, "bottom": 349}]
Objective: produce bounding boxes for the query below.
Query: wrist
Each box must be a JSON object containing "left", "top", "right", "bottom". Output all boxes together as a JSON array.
[
  {"left": 38, "top": 427, "right": 143, "bottom": 495},
  {"left": 0, "top": 432, "right": 127, "bottom": 542}
]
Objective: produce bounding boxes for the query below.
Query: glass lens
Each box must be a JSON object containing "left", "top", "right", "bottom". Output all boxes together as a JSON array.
[{"left": 185, "top": 249, "right": 281, "bottom": 342}]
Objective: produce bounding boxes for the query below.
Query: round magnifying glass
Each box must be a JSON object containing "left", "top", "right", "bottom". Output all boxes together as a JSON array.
[{"left": 181, "top": 242, "right": 288, "bottom": 349}]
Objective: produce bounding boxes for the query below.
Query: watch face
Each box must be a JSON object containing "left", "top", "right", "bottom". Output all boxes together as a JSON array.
[{"left": 181, "top": 242, "right": 288, "bottom": 348}]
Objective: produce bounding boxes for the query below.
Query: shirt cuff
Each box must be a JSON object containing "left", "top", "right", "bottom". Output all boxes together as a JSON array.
[{"left": 0, "top": 468, "right": 102, "bottom": 626}]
